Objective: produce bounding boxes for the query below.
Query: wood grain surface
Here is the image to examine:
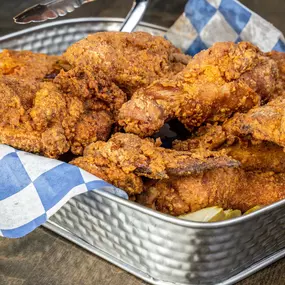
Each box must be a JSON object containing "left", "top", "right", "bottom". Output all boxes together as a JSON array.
[{"left": 0, "top": 1, "right": 285, "bottom": 284}]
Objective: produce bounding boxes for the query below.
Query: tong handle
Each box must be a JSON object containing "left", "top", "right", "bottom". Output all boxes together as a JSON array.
[{"left": 120, "top": 0, "right": 149, "bottom": 32}]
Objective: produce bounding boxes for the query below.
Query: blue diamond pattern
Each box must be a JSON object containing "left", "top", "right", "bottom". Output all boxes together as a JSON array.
[
  {"left": 185, "top": 0, "right": 217, "bottom": 33},
  {"left": 186, "top": 36, "right": 208, "bottom": 56},
  {"left": 0, "top": 152, "right": 31, "bottom": 200},
  {"left": 34, "top": 163, "right": 84, "bottom": 211},
  {"left": 1, "top": 214, "right": 46, "bottom": 238},
  {"left": 219, "top": 0, "right": 251, "bottom": 34},
  {"left": 273, "top": 38, "right": 285, "bottom": 52}
]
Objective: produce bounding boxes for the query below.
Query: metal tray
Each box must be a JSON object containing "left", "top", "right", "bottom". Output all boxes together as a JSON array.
[{"left": 1, "top": 17, "right": 285, "bottom": 285}]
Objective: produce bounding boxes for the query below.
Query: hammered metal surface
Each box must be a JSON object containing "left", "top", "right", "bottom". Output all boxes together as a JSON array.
[
  {"left": 0, "top": 18, "right": 166, "bottom": 54},
  {"left": 50, "top": 191, "right": 285, "bottom": 284},
  {"left": 1, "top": 18, "right": 285, "bottom": 285}
]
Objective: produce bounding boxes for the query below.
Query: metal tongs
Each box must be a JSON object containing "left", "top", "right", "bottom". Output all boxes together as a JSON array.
[{"left": 14, "top": 0, "right": 149, "bottom": 32}]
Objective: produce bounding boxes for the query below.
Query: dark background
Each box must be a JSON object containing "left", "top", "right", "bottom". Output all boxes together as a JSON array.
[{"left": 0, "top": 0, "right": 284, "bottom": 36}]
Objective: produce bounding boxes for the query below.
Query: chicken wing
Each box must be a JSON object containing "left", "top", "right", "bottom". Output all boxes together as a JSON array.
[
  {"left": 118, "top": 42, "right": 279, "bottom": 136},
  {"left": 71, "top": 133, "right": 239, "bottom": 195},
  {"left": 136, "top": 168, "right": 285, "bottom": 215},
  {"left": 63, "top": 31, "right": 190, "bottom": 96}
]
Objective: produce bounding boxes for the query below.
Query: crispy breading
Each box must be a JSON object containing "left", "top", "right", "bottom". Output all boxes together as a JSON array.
[
  {"left": 71, "top": 153, "right": 143, "bottom": 195},
  {"left": 136, "top": 168, "right": 285, "bottom": 215},
  {"left": 0, "top": 48, "right": 119, "bottom": 158},
  {"left": 223, "top": 96, "right": 285, "bottom": 148},
  {"left": 173, "top": 121, "right": 285, "bottom": 173},
  {"left": 63, "top": 31, "right": 190, "bottom": 95},
  {"left": 71, "top": 133, "right": 239, "bottom": 195},
  {"left": 54, "top": 66, "right": 127, "bottom": 114},
  {"left": 118, "top": 42, "right": 279, "bottom": 136},
  {"left": 266, "top": 50, "right": 285, "bottom": 93}
]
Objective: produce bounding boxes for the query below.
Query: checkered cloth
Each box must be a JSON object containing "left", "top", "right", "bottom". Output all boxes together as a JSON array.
[
  {"left": 1, "top": 0, "right": 285, "bottom": 239},
  {"left": 167, "top": 0, "right": 285, "bottom": 55},
  {"left": 0, "top": 145, "right": 128, "bottom": 238}
]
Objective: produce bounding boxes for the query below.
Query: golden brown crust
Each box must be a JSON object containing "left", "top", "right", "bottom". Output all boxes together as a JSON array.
[
  {"left": 63, "top": 31, "right": 190, "bottom": 95},
  {"left": 0, "top": 49, "right": 117, "bottom": 158},
  {"left": 118, "top": 42, "right": 279, "bottom": 137},
  {"left": 71, "top": 154, "right": 144, "bottom": 195},
  {"left": 223, "top": 96, "right": 285, "bottom": 148},
  {"left": 71, "top": 133, "right": 239, "bottom": 196},
  {"left": 54, "top": 66, "right": 127, "bottom": 114},
  {"left": 137, "top": 168, "right": 285, "bottom": 215}
]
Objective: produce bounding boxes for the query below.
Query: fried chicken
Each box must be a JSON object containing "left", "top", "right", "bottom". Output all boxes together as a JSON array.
[
  {"left": 266, "top": 51, "right": 285, "bottom": 93},
  {"left": 71, "top": 133, "right": 239, "bottom": 195},
  {"left": 118, "top": 42, "right": 279, "bottom": 137},
  {"left": 174, "top": 132, "right": 285, "bottom": 173},
  {"left": 136, "top": 168, "right": 285, "bottom": 215},
  {"left": 63, "top": 31, "right": 190, "bottom": 95},
  {"left": 0, "top": 50, "right": 61, "bottom": 126},
  {"left": 173, "top": 121, "right": 285, "bottom": 173},
  {"left": 0, "top": 49, "right": 119, "bottom": 157},
  {"left": 223, "top": 96, "right": 285, "bottom": 148},
  {"left": 54, "top": 65, "right": 127, "bottom": 114}
]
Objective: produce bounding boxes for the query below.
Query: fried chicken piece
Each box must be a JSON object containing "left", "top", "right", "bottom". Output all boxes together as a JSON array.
[
  {"left": 0, "top": 50, "right": 62, "bottom": 129},
  {"left": 71, "top": 133, "right": 239, "bottom": 195},
  {"left": 0, "top": 78, "right": 113, "bottom": 158},
  {"left": 118, "top": 42, "right": 279, "bottom": 136},
  {"left": 136, "top": 168, "right": 285, "bottom": 215},
  {"left": 223, "top": 96, "right": 285, "bottom": 148},
  {"left": 0, "top": 50, "right": 75, "bottom": 157},
  {"left": 174, "top": 134, "right": 285, "bottom": 173},
  {"left": 173, "top": 124, "right": 227, "bottom": 151},
  {"left": 71, "top": 152, "right": 143, "bottom": 195},
  {"left": 63, "top": 31, "right": 190, "bottom": 95},
  {"left": 266, "top": 51, "right": 285, "bottom": 93},
  {"left": 0, "top": 48, "right": 122, "bottom": 157},
  {"left": 55, "top": 66, "right": 127, "bottom": 114},
  {"left": 0, "top": 49, "right": 61, "bottom": 109},
  {"left": 173, "top": 121, "right": 285, "bottom": 173},
  {"left": 29, "top": 82, "right": 113, "bottom": 157}
]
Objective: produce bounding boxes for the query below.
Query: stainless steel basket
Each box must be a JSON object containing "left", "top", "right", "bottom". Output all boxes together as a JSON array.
[{"left": 1, "top": 18, "right": 285, "bottom": 285}]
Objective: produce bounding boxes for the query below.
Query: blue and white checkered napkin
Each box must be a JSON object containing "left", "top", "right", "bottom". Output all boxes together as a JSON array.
[
  {"left": 0, "top": 145, "right": 128, "bottom": 238},
  {"left": 166, "top": 0, "right": 285, "bottom": 55},
  {"left": 1, "top": 0, "right": 285, "bottom": 239}
]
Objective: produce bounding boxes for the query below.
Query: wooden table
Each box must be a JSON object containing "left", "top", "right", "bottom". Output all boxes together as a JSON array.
[{"left": 0, "top": 0, "right": 285, "bottom": 284}]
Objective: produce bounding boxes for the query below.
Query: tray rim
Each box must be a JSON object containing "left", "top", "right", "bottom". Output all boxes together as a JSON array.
[
  {"left": 0, "top": 17, "right": 167, "bottom": 42},
  {"left": 0, "top": 16, "right": 285, "bottom": 229}
]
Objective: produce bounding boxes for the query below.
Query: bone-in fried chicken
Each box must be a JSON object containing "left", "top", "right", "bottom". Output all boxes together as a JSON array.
[
  {"left": 118, "top": 42, "right": 279, "bottom": 136},
  {"left": 63, "top": 31, "right": 190, "bottom": 95},
  {"left": 173, "top": 120, "right": 285, "bottom": 173},
  {"left": 54, "top": 66, "right": 127, "bottom": 114},
  {"left": 174, "top": 130, "right": 285, "bottom": 173},
  {"left": 71, "top": 133, "right": 239, "bottom": 195},
  {"left": 0, "top": 49, "right": 121, "bottom": 157},
  {"left": 0, "top": 50, "right": 61, "bottom": 126},
  {"left": 136, "top": 168, "right": 285, "bottom": 215},
  {"left": 223, "top": 96, "right": 285, "bottom": 148}
]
